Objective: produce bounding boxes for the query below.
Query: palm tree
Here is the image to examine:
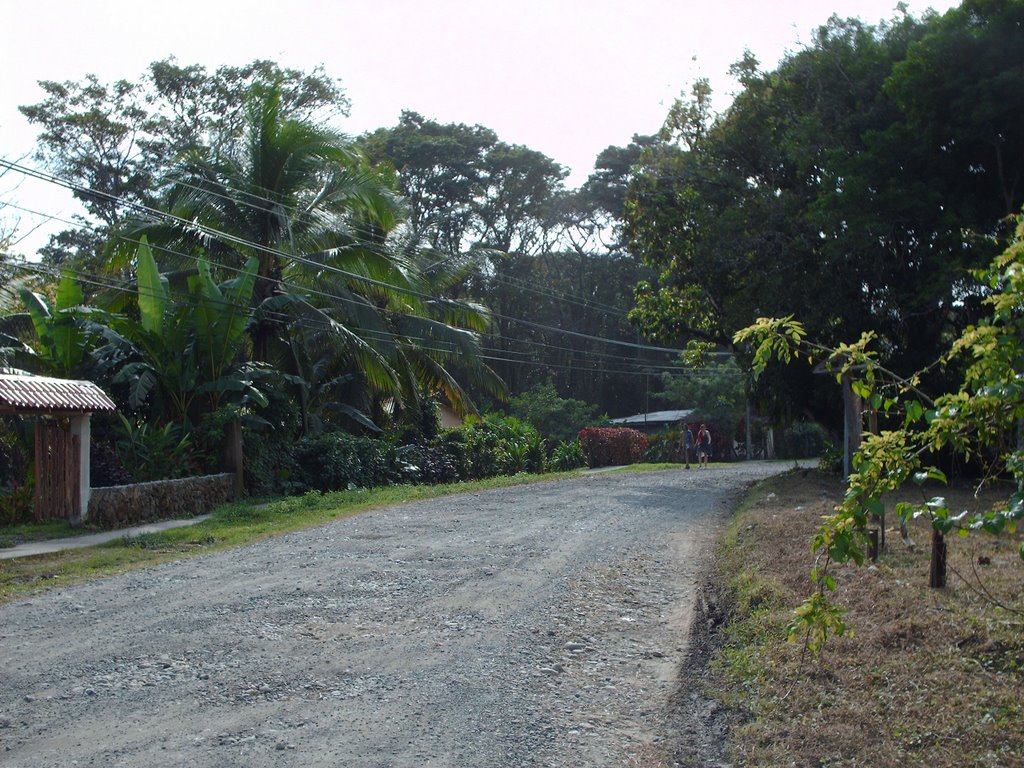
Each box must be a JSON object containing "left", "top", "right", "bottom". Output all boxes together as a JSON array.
[{"left": 121, "top": 83, "right": 503, "bottom": 432}]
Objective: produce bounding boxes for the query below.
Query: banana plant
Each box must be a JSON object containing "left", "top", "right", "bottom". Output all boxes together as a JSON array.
[
  {"left": 98, "top": 237, "right": 270, "bottom": 425},
  {"left": 16, "top": 272, "right": 104, "bottom": 378}
]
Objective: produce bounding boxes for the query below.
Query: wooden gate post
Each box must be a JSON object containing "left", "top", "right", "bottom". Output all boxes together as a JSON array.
[{"left": 224, "top": 419, "right": 245, "bottom": 498}]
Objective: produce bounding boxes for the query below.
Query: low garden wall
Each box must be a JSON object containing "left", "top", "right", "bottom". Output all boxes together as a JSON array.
[{"left": 87, "top": 473, "right": 234, "bottom": 530}]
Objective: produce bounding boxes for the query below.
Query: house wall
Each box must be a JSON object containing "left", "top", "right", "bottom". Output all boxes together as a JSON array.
[{"left": 439, "top": 404, "right": 463, "bottom": 429}]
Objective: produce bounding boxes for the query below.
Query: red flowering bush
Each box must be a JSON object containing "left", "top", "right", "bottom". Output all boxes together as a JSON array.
[{"left": 577, "top": 427, "right": 648, "bottom": 468}]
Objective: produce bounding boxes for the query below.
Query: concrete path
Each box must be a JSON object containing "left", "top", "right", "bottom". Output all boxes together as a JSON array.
[{"left": 0, "top": 514, "right": 213, "bottom": 560}]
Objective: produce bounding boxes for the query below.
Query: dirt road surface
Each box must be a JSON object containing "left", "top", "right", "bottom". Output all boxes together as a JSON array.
[{"left": 0, "top": 464, "right": 791, "bottom": 767}]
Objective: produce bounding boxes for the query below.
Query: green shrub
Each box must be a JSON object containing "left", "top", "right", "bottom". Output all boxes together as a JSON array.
[
  {"left": 115, "top": 416, "right": 199, "bottom": 481},
  {"left": 524, "top": 432, "right": 547, "bottom": 473},
  {"left": 90, "top": 442, "right": 133, "bottom": 487},
  {"left": 777, "top": 421, "right": 828, "bottom": 459},
  {"left": 0, "top": 479, "right": 34, "bottom": 526},
  {"left": 243, "top": 427, "right": 300, "bottom": 496},
  {"left": 644, "top": 430, "right": 681, "bottom": 463},
  {"left": 292, "top": 432, "right": 397, "bottom": 492},
  {"left": 550, "top": 439, "right": 586, "bottom": 471},
  {"left": 428, "top": 415, "right": 546, "bottom": 481},
  {"left": 0, "top": 418, "right": 34, "bottom": 524},
  {"left": 431, "top": 429, "right": 472, "bottom": 480},
  {"left": 819, "top": 440, "right": 843, "bottom": 473},
  {"left": 0, "top": 418, "right": 31, "bottom": 490},
  {"left": 506, "top": 382, "right": 604, "bottom": 445},
  {"left": 395, "top": 444, "right": 460, "bottom": 485}
]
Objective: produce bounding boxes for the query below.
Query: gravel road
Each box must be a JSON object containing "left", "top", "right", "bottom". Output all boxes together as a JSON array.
[{"left": 0, "top": 463, "right": 791, "bottom": 767}]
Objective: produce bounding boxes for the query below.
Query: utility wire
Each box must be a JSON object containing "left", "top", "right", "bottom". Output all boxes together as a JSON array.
[
  {"left": 1, "top": 203, "right": 688, "bottom": 376},
  {"left": 0, "top": 158, "right": 691, "bottom": 358},
  {"left": 6, "top": 252, "right": 710, "bottom": 380}
]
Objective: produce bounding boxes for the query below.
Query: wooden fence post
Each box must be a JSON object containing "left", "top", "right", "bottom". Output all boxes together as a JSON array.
[
  {"left": 223, "top": 419, "right": 244, "bottom": 498},
  {"left": 929, "top": 528, "right": 947, "bottom": 588}
]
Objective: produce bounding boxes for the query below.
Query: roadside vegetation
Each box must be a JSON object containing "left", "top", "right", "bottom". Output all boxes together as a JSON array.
[
  {"left": 712, "top": 469, "right": 1024, "bottom": 766},
  {"left": 1, "top": 5, "right": 1021, "bottom": 759}
]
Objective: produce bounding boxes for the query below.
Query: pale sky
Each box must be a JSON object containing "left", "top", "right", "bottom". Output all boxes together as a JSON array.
[{"left": 1, "top": 0, "right": 959, "bottom": 256}]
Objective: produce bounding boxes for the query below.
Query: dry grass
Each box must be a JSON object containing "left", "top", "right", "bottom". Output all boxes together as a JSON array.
[{"left": 711, "top": 468, "right": 1024, "bottom": 767}]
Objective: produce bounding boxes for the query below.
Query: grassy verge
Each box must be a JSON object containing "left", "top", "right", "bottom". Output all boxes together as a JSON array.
[
  {"left": 710, "top": 468, "right": 1024, "bottom": 767},
  {"left": 0, "top": 469, "right": 598, "bottom": 605},
  {"left": 0, "top": 519, "right": 91, "bottom": 548}
]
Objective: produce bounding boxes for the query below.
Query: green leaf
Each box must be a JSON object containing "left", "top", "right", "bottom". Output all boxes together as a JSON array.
[
  {"left": 135, "top": 237, "right": 167, "bottom": 337},
  {"left": 864, "top": 497, "right": 884, "bottom": 520},
  {"left": 55, "top": 272, "right": 84, "bottom": 311},
  {"left": 895, "top": 501, "right": 913, "bottom": 525},
  {"left": 18, "top": 289, "right": 52, "bottom": 342},
  {"left": 905, "top": 399, "right": 924, "bottom": 423},
  {"left": 851, "top": 380, "right": 873, "bottom": 400}
]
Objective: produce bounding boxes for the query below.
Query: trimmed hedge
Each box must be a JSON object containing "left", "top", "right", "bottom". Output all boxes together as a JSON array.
[{"left": 578, "top": 427, "right": 648, "bottom": 468}]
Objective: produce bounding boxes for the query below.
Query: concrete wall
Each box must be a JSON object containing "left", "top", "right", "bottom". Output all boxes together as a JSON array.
[{"left": 87, "top": 473, "right": 234, "bottom": 530}]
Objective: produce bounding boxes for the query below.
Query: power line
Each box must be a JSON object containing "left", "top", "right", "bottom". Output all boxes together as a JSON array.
[
  {"left": 0, "top": 158, "right": 693, "bottom": 359},
  {"left": 7, "top": 249, "right": 714, "bottom": 383},
  {"left": 1, "top": 202, "right": 684, "bottom": 375}
]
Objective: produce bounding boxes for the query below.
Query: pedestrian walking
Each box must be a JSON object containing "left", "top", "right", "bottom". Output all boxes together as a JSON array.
[
  {"left": 680, "top": 424, "right": 694, "bottom": 468},
  {"left": 696, "top": 423, "right": 712, "bottom": 468}
]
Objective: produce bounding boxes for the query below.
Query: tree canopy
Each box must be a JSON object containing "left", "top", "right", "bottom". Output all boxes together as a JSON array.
[{"left": 624, "top": 2, "right": 1024, "bottom": 424}]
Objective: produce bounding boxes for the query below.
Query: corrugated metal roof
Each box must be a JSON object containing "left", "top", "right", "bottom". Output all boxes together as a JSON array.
[
  {"left": 0, "top": 374, "right": 117, "bottom": 413},
  {"left": 609, "top": 409, "right": 694, "bottom": 425}
]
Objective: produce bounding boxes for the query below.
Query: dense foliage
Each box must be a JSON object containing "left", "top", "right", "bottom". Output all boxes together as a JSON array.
[
  {"left": 626, "top": 1, "right": 1024, "bottom": 428},
  {"left": 504, "top": 381, "right": 605, "bottom": 445},
  {"left": 7, "top": 2, "right": 1019, "bottom": 501}
]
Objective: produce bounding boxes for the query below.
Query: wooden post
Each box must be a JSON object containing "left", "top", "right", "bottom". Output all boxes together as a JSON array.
[
  {"left": 841, "top": 373, "right": 863, "bottom": 481},
  {"left": 223, "top": 419, "right": 245, "bottom": 498},
  {"left": 929, "top": 528, "right": 947, "bottom": 588},
  {"left": 867, "top": 528, "right": 879, "bottom": 562},
  {"left": 33, "top": 419, "right": 43, "bottom": 520}
]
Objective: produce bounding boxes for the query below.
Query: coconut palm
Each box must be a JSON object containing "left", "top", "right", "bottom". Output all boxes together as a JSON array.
[{"left": 118, "top": 83, "right": 503, "bottom": 432}]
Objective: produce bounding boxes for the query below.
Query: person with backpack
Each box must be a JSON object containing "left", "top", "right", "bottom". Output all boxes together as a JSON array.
[{"left": 696, "top": 423, "right": 712, "bottom": 468}]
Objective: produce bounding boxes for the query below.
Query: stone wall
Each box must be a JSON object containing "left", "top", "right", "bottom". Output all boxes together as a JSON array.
[{"left": 87, "top": 473, "right": 235, "bottom": 529}]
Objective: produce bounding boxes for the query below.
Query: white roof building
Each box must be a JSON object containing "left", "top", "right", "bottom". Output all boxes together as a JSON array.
[{"left": 609, "top": 409, "right": 694, "bottom": 428}]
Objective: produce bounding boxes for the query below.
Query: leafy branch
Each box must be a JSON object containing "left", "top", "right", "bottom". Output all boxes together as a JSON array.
[{"left": 734, "top": 216, "right": 1024, "bottom": 654}]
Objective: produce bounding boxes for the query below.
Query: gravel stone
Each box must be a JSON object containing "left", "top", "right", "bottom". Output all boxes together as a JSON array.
[{"left": 0, "top": 463, "right": 794, "bottom": 767}]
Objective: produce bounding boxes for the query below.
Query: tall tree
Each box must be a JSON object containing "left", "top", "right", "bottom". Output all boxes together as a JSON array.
[
  {"left": 19, "top": 59, "right": 350, "bottom": 267},
  {"left": 134, "top": 82, "right": 404, "bottom": 368},
  {"left": 132, "top": 84, "right": 502, "bottom": 427},
  {"left": 360, "top": 111, "right": 497, "bottom": 259},
  {"left": 625, "top": 5, "right": 1024, "bottom": 425}
]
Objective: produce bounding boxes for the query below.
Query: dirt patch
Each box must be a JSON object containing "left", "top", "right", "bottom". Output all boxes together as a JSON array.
[
  {"left": 663, "top": 581, "right": 735, "bottom": 767},
  {"left": 692, "top": 468, "right": 1024, "bottom": 767}
]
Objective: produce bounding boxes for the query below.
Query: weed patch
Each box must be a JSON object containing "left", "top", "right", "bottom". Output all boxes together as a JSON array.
[{"left": 708, "top": 468, "right": 1024, "bottom": 767}]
